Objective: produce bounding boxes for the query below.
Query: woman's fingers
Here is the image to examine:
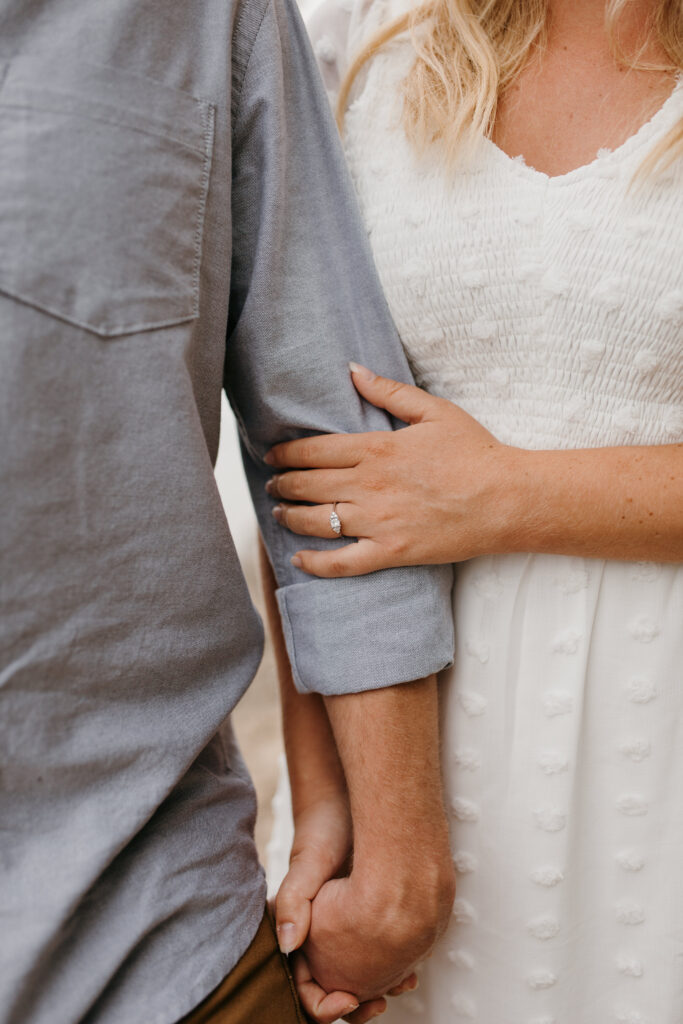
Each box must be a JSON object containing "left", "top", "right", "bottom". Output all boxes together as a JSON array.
[
  {"left": 275, "top": 853, "right": 327, "bottom": 955},
  {"left": 273, "top": 501, "right": 361, "bottom": 540},
  {"left": 292, "top": 539, "right": 387, "bottom": 578},
  {"left": 265, "top": 370, "right": 440, "bottom": 476},
  {"left": 291, "top": 952, "right": 361, "bottom": 1024},
  {"left": 344, "top": 998, "right": 388, "bottom": 1022},
  {"left": 349, "top": 363, "right": 443, "bottom": 425},
  {"left": 266, "top": 432, "right": 362, "bottom": 470},
  {"left": 266, "top": 468, "right": 351, "bottom": 504}
]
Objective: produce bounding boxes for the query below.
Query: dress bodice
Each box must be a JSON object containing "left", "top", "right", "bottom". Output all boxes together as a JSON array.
[{"left": 310, "top": 0, "right": 683, "bottom": 451}]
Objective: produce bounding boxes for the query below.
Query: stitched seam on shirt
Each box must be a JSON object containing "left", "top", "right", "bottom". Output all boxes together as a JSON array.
[
  {"left": 231, "top": 0, "right": 271, "bottom": 129},
  {"left": 0, "top": 99, "right": 208, "bottom": 155},
  {"left": 226, "top": 0, "right": 277, "bottom": 467},
  {"left": 0, "top": 283, "right": 197, "bottom": 337},
  {"left": 189, "top": 102, "right": 215, "bottom": 320}
]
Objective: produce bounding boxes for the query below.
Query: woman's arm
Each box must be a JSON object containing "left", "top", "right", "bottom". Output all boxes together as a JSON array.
[
  {"left": 258, "top": 540, "right": 349, "bottom": 932},
  {"left": 259, "top": 540, "right": 348, "bottom": 827},
  {"left": 264, "top": 365, "right": 683, "bottom": 577},
  {"left": 260, "top": 540, "right": 381, "bottom": 1024}
]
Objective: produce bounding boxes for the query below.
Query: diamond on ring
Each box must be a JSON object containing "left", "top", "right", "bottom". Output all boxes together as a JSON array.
[{"left": 330, "top": 503, "right": 342, "bottom": 536}]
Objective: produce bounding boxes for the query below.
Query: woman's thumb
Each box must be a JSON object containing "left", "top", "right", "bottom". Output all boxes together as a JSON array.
[
  {"left": 275, "top": 855, "right": 323, "bottom": 954},
  {"left": 349, "top": 363, "right": 433, "bottom": 424}
]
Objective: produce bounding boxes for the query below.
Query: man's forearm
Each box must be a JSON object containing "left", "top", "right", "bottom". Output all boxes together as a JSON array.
[
  {"left": 324, "top": 677, "right": 454, "bottom": 912},
  {"left": 261, "top": 534, "right": 451, "bottom": 873},
  {"left": 262, "top": 535, "right": 454, "bottom": 995},
  {"left": 290, "top": 678, "right": 455, "bottom": 1002}
]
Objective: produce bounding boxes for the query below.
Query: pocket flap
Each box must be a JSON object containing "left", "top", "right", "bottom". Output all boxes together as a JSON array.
[{"left": 0, "top": 57, "right": 215, "bottom": 337}]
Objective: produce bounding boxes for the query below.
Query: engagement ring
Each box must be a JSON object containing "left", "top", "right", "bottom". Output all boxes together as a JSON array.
[{"left": 330, "top": 502, "right": 342, "bottom": 536}]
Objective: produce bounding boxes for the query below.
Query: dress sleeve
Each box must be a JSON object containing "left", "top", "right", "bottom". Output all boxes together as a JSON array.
[
  {"left": 307, "top": 0, "right": 400, "bottom": 110},
  {"left": 306, "top": 0, "right": 354, "bottom": 105},
  {"left": 226, "top": 0, "right": 454, "bottom": 696}
]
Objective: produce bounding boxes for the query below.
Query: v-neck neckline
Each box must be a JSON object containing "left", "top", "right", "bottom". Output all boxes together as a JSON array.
[{"left": 483, "top": 74, "right": 683, "bottom": 185}]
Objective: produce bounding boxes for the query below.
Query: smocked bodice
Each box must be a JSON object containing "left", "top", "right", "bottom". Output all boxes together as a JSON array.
[{"left": 312, "top": 3, "right": 683, "bottom": 450}]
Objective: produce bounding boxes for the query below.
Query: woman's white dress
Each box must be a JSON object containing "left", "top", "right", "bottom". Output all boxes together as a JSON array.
[{"left": 269, "top": 4, "right": 683, "bottom": 1021}]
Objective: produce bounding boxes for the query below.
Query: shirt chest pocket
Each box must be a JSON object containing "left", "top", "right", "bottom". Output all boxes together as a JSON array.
[{"left": 0, "top": 56, "right": 214, "bottom": 337}]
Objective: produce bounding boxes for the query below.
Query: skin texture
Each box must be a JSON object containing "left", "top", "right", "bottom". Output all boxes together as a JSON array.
[
  {"left": 493, "top": 0, "right": 677, "bottom": 178},
  {"left": 267, "top": 0, "right": 681, "bottom": 1018},
  {"left": 266, "top": 365, "right": 683, "bottom": 577},
  {"left": 491, "top": 0, "right": 679, "bottom": 179},
  {"left": 260, "top": 545, "right": 454, "bottom": 1023}
]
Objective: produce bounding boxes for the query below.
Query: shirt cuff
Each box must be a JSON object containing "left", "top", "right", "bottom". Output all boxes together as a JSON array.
[{"left": 276, "top": 564, "right": 455, "bottom": 695}]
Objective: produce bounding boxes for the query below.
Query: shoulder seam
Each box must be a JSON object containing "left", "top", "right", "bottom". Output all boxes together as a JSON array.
[{"left": 231, "top": 0, "right": 272, "bottom": 126}]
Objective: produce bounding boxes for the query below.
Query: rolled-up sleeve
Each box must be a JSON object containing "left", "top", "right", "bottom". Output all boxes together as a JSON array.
[{"left": 226, "top": 0, "right": 454, "bottom": 695}]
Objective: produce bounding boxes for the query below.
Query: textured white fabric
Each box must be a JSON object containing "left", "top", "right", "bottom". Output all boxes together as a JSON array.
[{"left": 269, "top": 4, "right": 683, "bottom": 1021}]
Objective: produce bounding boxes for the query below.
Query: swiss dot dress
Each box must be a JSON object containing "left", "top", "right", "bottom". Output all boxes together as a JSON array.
[{"left": 270, "top": 3, "right": 683, "bottom": 1022}]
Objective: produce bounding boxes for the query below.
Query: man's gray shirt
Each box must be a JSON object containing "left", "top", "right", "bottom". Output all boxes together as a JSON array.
[{"left": 0, "top": 1, "right": 454, "bottom": 1020}]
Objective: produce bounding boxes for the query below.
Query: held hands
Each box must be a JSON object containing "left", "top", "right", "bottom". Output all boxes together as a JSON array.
[
  {"left": 266, "top": 364, "right": 521, "bottom": 576},
  {"left": 274, "top": 793, "right": 386, "bottom": 1023},
  {"left": 276, "top": 793, "right": 454, "bottom": 1022}
]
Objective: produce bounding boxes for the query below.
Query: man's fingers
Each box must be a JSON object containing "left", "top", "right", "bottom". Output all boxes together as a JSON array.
[
  {"left": 291, "top": 953, "right": 360, "bottom": 1024},
  {"left": 349, "top": 363, "right": 439, "bottom": 425},
  {"left": 266, "top": 433, "right": 362, "bottom": 470},
  {"left": 292, "top": 539, "right": 386, "bottom": 578},
  {"left": 274, "top": 501, "right": 362, "bottom": 540},
  {"left": 386, "top": 972, "right": 418, "bottom": 997}
]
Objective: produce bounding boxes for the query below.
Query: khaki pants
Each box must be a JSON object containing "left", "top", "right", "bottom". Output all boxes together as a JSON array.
[{"left": 180, "top": 908, "right": 310, "bottom": 1024}]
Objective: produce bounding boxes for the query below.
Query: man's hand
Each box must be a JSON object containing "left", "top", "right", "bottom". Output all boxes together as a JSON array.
[
  {"left": 276, "top": 795, "right": 419, "bottom": 1023},
  {"left": 263, "top": 542, "right": 454, "bottom": 1019},
  {"left": 280, "top": 677, "right": 456, "bottom": 1014},
  {"left": 290, "top": 676, "right": 455, "bottom": 1011},
  {"left": 302, "top": 854, "right": 455, "bottom": 1004}
]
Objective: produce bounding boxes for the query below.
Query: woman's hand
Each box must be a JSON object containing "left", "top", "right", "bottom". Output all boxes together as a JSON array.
[
  {"left": 267, "top": 364, "right": 683, "bottom": 569},
  {"left": 275, "top": 791, "right": 353, "bottom": 962},
  {"left": 266, "top": 363, "right": 519, "bottom": 577}
]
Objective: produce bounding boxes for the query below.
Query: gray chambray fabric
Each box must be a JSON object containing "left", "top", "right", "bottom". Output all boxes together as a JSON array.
[{"left": 0, "top": 1, "right": 455, "bottom": 1022}]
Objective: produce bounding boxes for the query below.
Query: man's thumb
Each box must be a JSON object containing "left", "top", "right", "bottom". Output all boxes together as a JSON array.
[{"left": 349, "top": 363, "right": 432, "bottom": 424}]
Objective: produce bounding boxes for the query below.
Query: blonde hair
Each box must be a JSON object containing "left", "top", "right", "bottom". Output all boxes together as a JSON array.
[{"left": 337, "top": 0, "right": 683, "bottom": 174}]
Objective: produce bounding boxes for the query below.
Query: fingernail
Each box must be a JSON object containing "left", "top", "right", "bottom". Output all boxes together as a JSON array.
[
  {"left": 291, "top": 555, "right": 302, "bottom": 568},
  {"left": 265, "top": 477, "right": 277, "bottom": 495},
  {"left": 272, "top": 506, "right": 283, "bottom": 522},
  {"left": 276, "top": 922, "right": 297, "bottom": 955},
  {"left": 342, "top": 1003, "right": 360, "bottom": 1015},
  {"left": 264, "top": 450, "right": 275, "bottom": 466},
  {"left": 349, "top": 361, "right": 375, "bottom": 381}
]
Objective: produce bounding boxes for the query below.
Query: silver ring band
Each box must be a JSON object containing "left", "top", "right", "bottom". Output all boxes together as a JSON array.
[{"left": 329, "top": 502, "right": 342, "bottom": 537}]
